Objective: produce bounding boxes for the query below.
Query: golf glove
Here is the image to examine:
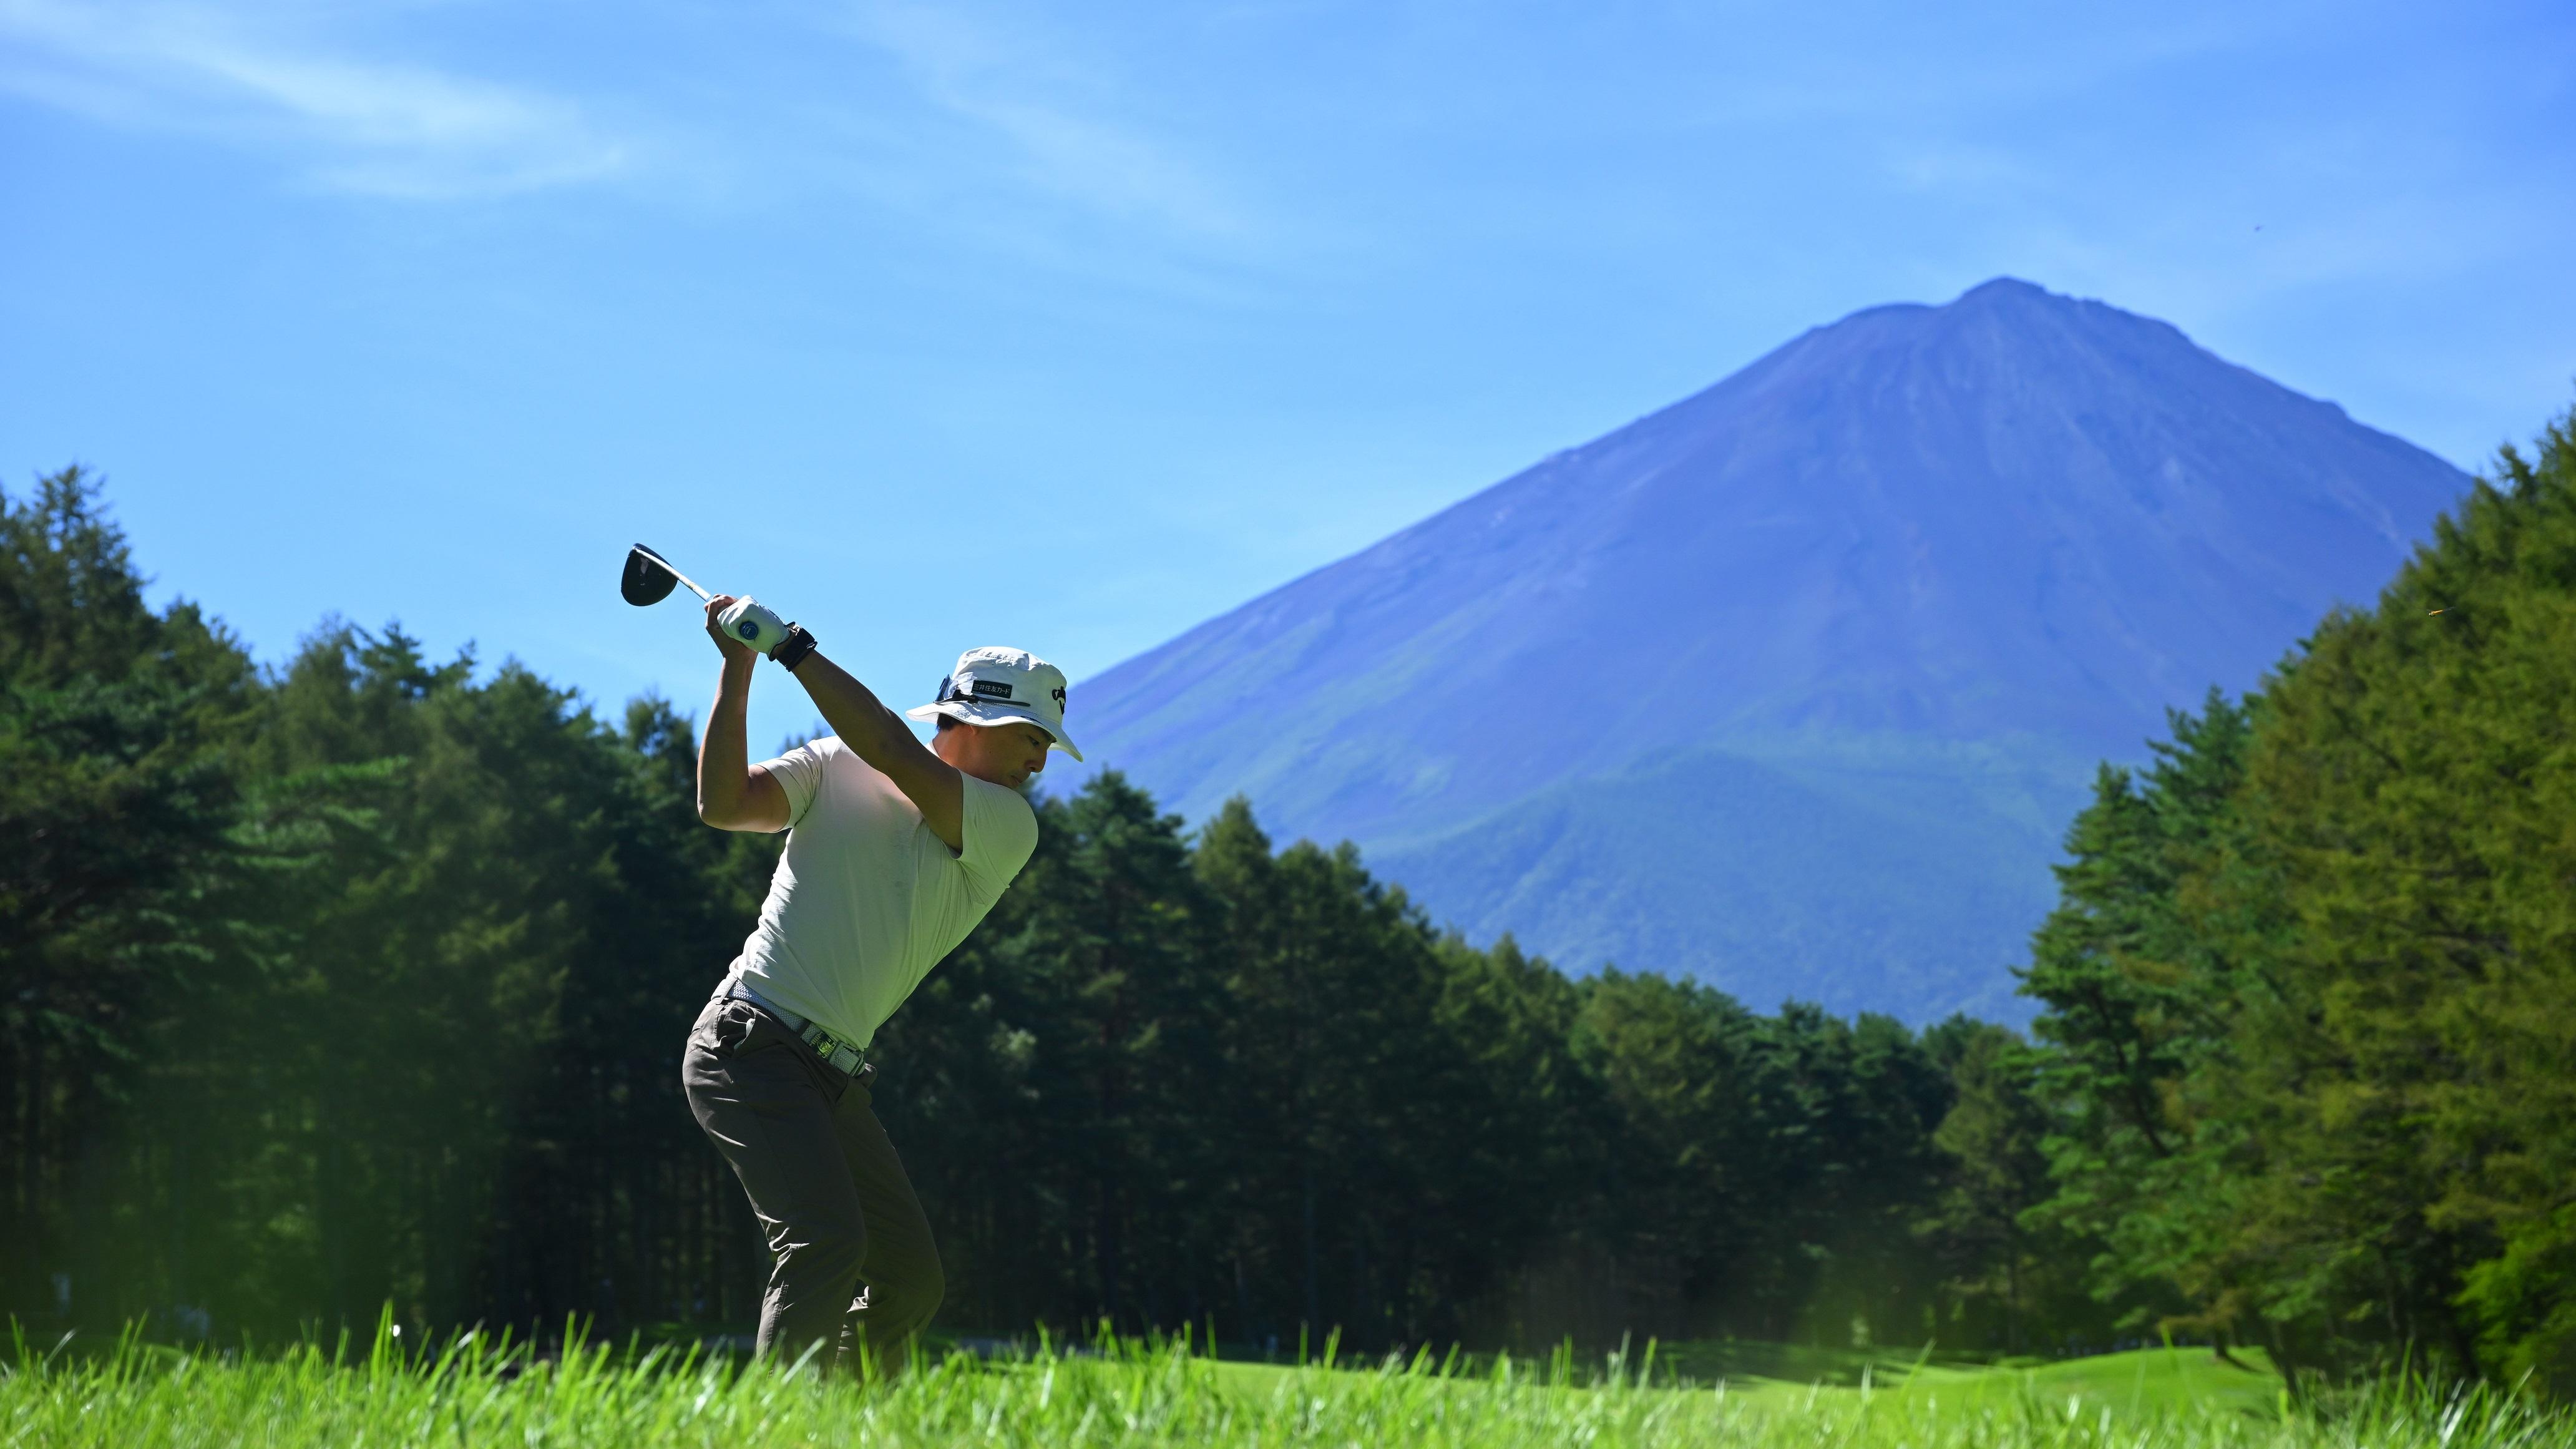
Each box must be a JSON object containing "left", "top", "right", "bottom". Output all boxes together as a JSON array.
[{"left": 717, "top": 597, "right": 791, "bottom": 655}]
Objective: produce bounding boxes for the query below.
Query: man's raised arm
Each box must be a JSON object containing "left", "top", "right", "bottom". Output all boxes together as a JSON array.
[
  {"left": 696, "top": 596, "right": 791, "bottom": 832},
  {"left": 700, "top": 593, "right": 967, "bottom": 849},
  {"left": 781, "top": 649, "right": 965, "bottom": 850}
]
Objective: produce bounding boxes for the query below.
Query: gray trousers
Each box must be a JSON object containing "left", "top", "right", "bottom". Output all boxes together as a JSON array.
[{"left": 682, "top": 995, "right": 944, "bottom": 1375}]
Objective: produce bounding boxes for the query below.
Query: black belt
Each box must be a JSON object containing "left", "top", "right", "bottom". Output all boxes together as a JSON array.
[{"left": 718, "top": 977, "right": 870, "bottom": 1079}]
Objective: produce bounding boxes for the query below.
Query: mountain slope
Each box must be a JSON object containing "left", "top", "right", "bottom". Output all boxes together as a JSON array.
[{"left": 1063, "top": 279, "right": 2470, "bottom": 1019}]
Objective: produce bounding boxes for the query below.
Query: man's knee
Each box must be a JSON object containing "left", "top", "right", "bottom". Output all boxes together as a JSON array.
[
  {"left": 874, "top": 1253, "right": 945, "bottom": 1331},
  {"left": 756, "top": 1212, "right": 870, "bottom": 1368},
  {"left": 912, "top": 1256, "right": 947, "bottom": 1320}
]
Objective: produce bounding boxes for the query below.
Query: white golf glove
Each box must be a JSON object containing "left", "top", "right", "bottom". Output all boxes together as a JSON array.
[{"left": 717, "top": 597, "right": 791, "bottom": 655}]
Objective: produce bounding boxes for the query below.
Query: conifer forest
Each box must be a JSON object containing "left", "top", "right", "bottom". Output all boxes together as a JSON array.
[{"left": 5, "top": 400, "right": 2573, "bottom": 1397}]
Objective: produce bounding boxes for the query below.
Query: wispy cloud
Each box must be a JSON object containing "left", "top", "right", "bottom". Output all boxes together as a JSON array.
[
  {"left": 847, "top": 2, "right": 1256, "bottom": 245},
  {"left": 0, "top": 0, "right": 627, "bottom": 198}
]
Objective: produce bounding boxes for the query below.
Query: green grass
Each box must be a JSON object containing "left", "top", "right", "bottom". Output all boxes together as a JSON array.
[
  {"left": 1199, "top": 1342, "right": 2290, "bottom": 1425},
  {"left": 4, "top": 1326, "right": 2567, "bottom": 1448},
  {"left": 1916, "top": 1345, "right": 2289, "bottom": 1418}
]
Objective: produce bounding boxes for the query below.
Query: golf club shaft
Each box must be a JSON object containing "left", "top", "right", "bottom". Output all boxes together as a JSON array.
[{"left": 656, "top": 559, "right": 716, "bottom": 602}]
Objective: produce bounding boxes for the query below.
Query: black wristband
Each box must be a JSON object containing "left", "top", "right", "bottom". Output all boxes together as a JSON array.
[{"left": 772, "top": 624, "right": 819, "bottom": 671}]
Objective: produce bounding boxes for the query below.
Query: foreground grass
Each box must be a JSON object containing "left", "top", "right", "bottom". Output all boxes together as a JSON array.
[
  {"left": 1206, "top": 1343, "right": 2287, "bottom": 1418},
  {"left": 4, "top": 1329, "right": 2569, "bottom": 1448}
]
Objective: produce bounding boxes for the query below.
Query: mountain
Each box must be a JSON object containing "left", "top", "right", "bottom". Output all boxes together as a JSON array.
[{"left": 1059, "top": 278, "right": 2472, "bottom": 1021}]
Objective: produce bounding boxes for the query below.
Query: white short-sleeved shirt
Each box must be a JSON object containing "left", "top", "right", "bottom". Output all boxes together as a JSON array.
[{"left": 726, "top": 736, "right": 1041, "bottom": 1047}]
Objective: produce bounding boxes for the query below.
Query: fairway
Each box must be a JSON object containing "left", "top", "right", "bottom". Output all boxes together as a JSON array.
[
  {"left": 1926, "top": 1347, "right": 2287, "bottom": 1418},
  {"left": 4, "top": 1334, "right": 2565, "bottom": 1449}
]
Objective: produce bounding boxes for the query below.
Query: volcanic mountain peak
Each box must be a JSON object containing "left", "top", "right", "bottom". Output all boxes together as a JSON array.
[{"left": 1065, "top": 279, "right": 2469, "bottom": 1020}]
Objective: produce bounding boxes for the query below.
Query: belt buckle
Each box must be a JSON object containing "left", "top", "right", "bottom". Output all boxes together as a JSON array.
[{"left": 805, "top": 1024, "right": 861, "bottom": 1076}]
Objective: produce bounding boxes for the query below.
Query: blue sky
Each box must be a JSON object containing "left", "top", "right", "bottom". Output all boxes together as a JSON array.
[{"left": 4, "top": 0, "right": 2571, "bottom": 757}]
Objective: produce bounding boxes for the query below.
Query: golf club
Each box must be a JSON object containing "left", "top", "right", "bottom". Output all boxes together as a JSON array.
[{"left": 622, "top": 543, "right": 714, "bottom": 607}]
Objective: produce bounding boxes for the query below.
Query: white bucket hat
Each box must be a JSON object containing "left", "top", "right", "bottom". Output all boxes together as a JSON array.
[{"left": 904, "top": 646, "right": 1083, "bottom": 762}]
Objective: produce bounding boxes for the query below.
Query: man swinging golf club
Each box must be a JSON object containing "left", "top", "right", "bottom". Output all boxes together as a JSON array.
[{"left": 681, "top": 590, "right": 1076, "bottom": 1377}]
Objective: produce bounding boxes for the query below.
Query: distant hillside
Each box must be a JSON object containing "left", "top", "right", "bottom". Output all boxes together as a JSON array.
[{"left": 1060, "top": 279, "right": 2471, "bottom": 1020}]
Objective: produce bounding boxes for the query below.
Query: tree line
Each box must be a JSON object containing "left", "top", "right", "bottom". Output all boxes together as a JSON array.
[
  {"left": 4, "top": 395, "right": 2570, "bottom": 1391},
  {"left": 0, "top": 466, "right": 2073, "bottom": 1360},
  {"left": 2014, "top": 402, "right": 2576, "bottom": 1393}
]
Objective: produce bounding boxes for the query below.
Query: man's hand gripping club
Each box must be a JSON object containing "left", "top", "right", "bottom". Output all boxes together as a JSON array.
[
  {"left": 715, "top": 596, "right": 792, "bottom": 655},
  {"left": 695, "top": 593, "right": 969, "bottom": 849}
]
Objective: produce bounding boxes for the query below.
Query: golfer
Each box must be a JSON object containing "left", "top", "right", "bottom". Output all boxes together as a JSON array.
[{"left": 681, "top": 592, "right": 1076, "bottom": 1376}]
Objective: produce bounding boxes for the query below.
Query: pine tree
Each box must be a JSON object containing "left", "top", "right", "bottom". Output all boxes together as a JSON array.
[
  {"left": 0, "top": 466, "right": 258, "bottom": 1326},
  {"left": 2222, "top": 401, "right": 2576, "bottom": 1385},
  {"left": 2016, "top": 693, "right": 2266, "bottom": 1345}
]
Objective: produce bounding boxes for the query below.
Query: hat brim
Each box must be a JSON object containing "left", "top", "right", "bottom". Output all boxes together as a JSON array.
[{"left": 905, "top": 700, "right": 1084, "bottom": 763}]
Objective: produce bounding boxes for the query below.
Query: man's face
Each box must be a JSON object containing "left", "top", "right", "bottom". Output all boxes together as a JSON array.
[{"left": 938, "top": 720, "right": 1054, "bottom": 789}]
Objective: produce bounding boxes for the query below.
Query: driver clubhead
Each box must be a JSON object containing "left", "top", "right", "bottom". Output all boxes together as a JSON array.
[{"left": 621, "top": 544, "right": 682, "bottom": 607}]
